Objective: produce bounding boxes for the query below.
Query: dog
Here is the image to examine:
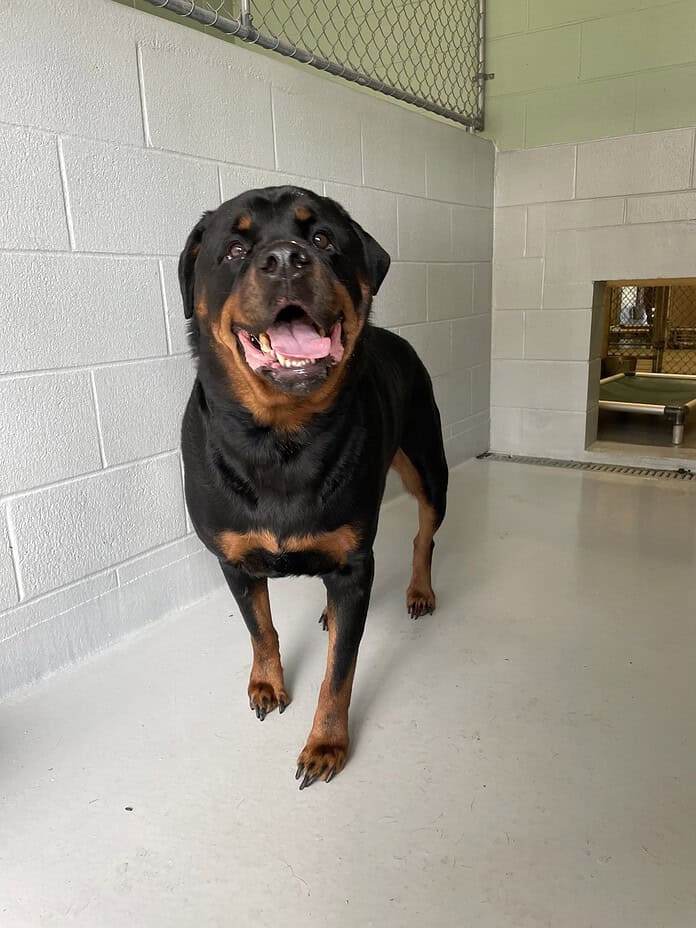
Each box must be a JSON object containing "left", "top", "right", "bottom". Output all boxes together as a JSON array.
[{"left": 179, "top": 186, "right": 447, "bottom": 788}]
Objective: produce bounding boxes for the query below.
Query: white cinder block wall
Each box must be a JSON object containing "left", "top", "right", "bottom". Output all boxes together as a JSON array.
[
  {"left": 491, "top": 127, "right": 696, "bottom": 459},
  {"left": 0, "top": 0, "right": 493, "bottom": 696}
]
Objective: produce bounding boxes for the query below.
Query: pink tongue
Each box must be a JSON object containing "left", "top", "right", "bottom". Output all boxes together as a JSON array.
[{"left": 267, "top": 318, "right": 331, "bottom": 359}]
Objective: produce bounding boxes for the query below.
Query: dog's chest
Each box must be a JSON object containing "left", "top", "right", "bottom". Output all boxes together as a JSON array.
[{"left": 214, "top": 523, "right": 360, "bottom": 577}]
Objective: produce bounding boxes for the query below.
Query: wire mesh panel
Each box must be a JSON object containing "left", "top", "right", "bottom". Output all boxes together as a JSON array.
[
  {"left": 603, "top": 282, "right": 696, "bottom": 375},
  {"left": 604, "top": 284, "right": 660, "bottom": 372},
  {"left": 663, "top": 284, "right": 696, "bottom": 374},
  {"left": 141, "top": 0, "right": 486, "bottom": 127}
]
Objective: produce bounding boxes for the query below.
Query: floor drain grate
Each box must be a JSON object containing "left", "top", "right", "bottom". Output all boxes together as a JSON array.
[{"left": 477, "top": 453, "right": 696, "bottom": 481}]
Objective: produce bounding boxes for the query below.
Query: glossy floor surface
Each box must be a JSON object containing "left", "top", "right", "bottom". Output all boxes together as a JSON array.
[{"left": 2, "top": 460, "right": 695, "bottom": 927}]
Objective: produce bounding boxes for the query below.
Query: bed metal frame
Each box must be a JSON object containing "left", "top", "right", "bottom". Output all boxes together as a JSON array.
[{"left": 599, "top": 371, "right": 696, "bottom": 445}]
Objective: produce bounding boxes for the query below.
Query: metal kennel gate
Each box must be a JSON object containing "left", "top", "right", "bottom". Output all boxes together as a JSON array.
[
  {"left": 138, "top": 0, "right": 487, "bottom": 128},
  {"left": 603, "top": 280, "right": 696, "bottom": 376}
]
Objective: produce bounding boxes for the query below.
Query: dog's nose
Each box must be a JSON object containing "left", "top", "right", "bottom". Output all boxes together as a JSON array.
[{"left": 257, "top": 242, "right": 311, "bottom": 278}]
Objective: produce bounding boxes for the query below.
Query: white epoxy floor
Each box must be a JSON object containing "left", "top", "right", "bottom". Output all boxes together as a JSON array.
[{"left": 2, "top": 460, "right": 696, "bottom": 928}]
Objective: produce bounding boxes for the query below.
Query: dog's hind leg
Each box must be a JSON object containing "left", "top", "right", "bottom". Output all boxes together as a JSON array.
[
  {"left": 391, "top": 372, "right": 448, "bottom": 618},
  {"left": 392, "top": 449, "right": 440, "bottom": 617}
]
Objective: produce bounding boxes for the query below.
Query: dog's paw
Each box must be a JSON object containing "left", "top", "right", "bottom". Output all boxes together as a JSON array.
[
  {"left": 406, "top": 585, "right": 436, "bottom": 619},
  {"left": 248, "top": 681, "right": 289, "bottom": 721},
  {"left": 295, "top": 740, "right": 347, "bottom": 789}
]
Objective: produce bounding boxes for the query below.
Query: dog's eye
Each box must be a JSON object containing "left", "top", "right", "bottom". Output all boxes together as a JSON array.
[
  {"left": 226, "top": 241, "right": 247, "bottom": 261},
  {"left": 312, "top": 231, "right": 333, "bottom": 251}
]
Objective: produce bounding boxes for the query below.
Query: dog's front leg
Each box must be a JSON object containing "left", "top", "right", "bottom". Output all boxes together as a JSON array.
[
  {"left": 221, "top": 563, "right": 289, "bottom": 720},
  {"left": 296, "top": 551, "right": 374, "bottom": 789}
]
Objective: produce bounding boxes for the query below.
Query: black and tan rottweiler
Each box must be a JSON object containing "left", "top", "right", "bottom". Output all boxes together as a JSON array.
[{"left": 179, "top": 186, "right": 447, "bottom": 788}]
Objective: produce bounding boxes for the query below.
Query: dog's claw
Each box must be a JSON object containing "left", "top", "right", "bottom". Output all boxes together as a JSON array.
[
  {"left": 249, "top": 683, "right": 289, "bottom": 720},
  {"left": 407, "top": 589, "right": 436, "bottom": 620},
  {"left": 300, "top": 762, "right": 330, "bottom": 789},
  {"left": 299, "top": 770, "right": 321, "bottom": 790},
  {"left": 296, "top": 744, "right": 346, "bottom": 787}
]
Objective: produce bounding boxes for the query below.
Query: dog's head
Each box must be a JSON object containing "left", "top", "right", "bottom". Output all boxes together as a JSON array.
[{"left": 179, "top": 186, "right": 390, "bottom": 424}]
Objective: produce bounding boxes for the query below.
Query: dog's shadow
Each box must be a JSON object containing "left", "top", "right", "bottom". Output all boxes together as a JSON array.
[
  {"left": 269, "top": 577, "right": 327, "bottom": 697},
  {"left": 349, "top": 514, "right": 469, "bottom": 754},
  {"left": 346, "top": 569, "right": 426, "bottom": 755},
  {"left": 278, "top": 620, "right": 322, "bottom": 698},
  {"left": 270, "top": 524, "right": 461, "bottom": 757},
  {"left": 271, "top": 568, "right": 418, "bottom": 751}
]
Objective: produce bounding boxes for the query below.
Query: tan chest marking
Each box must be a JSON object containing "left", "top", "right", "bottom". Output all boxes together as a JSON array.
[{"left": 216, "top": 525, "right": 360, "bottom": 567}]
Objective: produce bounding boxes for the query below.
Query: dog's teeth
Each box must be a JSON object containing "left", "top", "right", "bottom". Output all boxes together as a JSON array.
[
  {"left": 259, "top": 332, "right": 273, "bottom": 353},
  {"left": 318, "top": 327, "right": 326, "bottom": 338},
  {"left": 276, "top": 352, "right": 313, "bottom": 368}
]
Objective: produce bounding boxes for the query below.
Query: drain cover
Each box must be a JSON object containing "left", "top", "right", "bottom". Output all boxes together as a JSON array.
[{"left": 478, "top": 453, "right": 696, "bottom": 481}]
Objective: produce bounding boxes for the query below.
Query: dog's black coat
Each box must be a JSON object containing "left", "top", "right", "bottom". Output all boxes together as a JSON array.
[{"left": 179, "top": 186, "right": 447, "bottom": 786}]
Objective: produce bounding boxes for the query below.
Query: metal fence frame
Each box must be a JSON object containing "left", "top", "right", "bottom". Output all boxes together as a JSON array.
[{"left": 142, "top": 0, "right": 488, "bottom": 128}]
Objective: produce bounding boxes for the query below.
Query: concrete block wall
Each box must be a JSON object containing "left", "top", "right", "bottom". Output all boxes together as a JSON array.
[
  {"left": 0, "top": 0, "right": 494, "bottom": 696},
  {"left": 491, "top": 126, "right": 696, "bottom": 459}
]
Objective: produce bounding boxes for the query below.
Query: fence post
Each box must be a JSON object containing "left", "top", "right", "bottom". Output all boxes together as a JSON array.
[
  {"left": 476, "top": 0, "right": 494, "bottom": 131},
  {"left": 240, "top": 0, "right": 253, "bottom": 30}
]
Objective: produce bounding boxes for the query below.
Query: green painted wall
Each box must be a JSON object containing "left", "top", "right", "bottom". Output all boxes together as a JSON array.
[
  {"left": 485, "top": 0, "right": 696, "bottom": 150},
  {"left": 113, "top": 0, "right": 477, "bottom": 129},
  {"left": 115, "top": 0, "right": 696, "bottom": 150}
]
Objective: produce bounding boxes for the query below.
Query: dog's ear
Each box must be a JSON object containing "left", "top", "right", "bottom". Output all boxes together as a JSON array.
[
  {"left": 352, "top": 220, "right": 391, "bottom": 296},
  {"left": 179, "top": 211, "right": 214, "bottom": 319}
]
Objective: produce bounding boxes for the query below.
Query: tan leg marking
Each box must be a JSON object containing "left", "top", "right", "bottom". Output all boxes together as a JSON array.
[
  {"left": 247, "top": 582, "right": 289, "bottom": 719},
  {"left": 296, "top": 605, "right": 353, "bottom": 787},
  {"left": 391, "top": 448, "right": 437, "bottom": 617}
]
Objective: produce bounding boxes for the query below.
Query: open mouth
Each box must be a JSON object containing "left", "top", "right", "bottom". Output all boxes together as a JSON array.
[{"left": 234, "top": 305, "right": 344, "bottom": 376}]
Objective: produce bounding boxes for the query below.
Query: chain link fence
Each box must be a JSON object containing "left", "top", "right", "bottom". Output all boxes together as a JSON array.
[
  {"left": 604, "top": 282, "right": 696, "bottom": 376},
  {"left": 141, "top": 0, "right": 486, "bottom": 128}
]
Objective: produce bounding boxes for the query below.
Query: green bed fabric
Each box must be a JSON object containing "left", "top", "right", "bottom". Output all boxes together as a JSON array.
[{"left": 600, "top": 376, "right": 696, "bottom": 408}]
